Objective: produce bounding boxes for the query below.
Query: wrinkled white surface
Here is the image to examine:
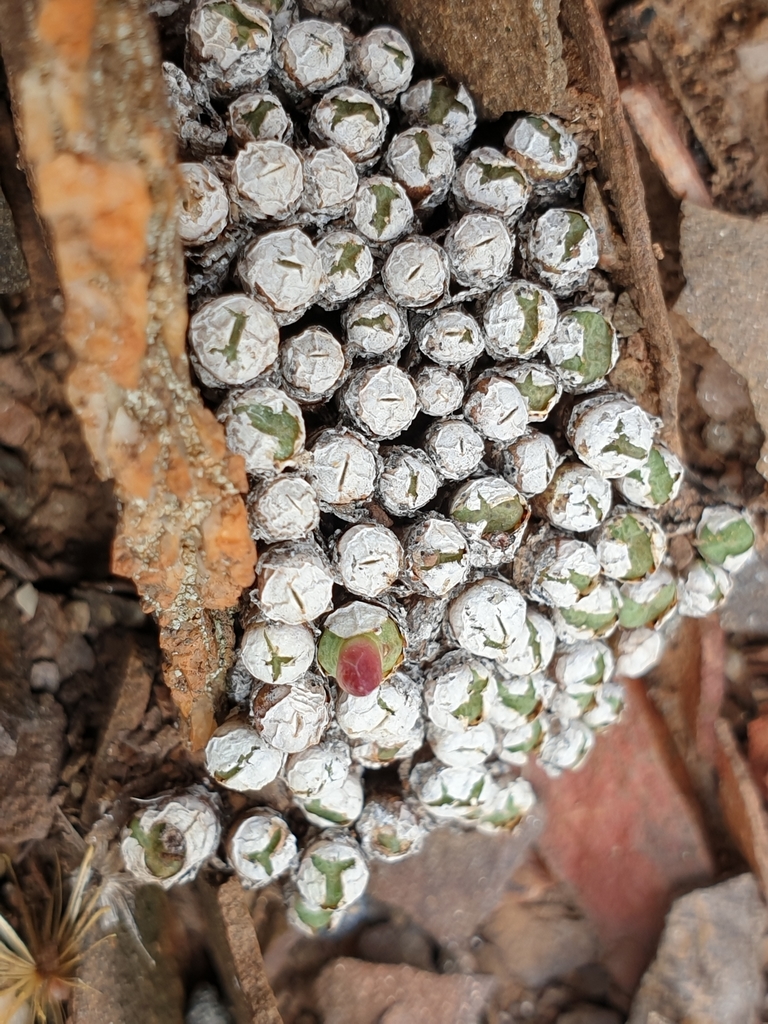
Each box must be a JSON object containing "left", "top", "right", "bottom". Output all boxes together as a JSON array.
[
  {"left": 239, "top": 227, "right": 325, "bottom": 321},
  {"left": 404, "top": 516, "right": 470, "bottom": 597},
  {"left": 311, "top": 86, "right": 388, "bottom": 164},
  {"left": 615, "top": 444, "right": 684, "bottom": 509},
  {"left": 279, "top": 20, "right": 346, "bottom": 91},
  {"left": 501, "top": 429, "right": 562, "bottom": 497},
  {"left": 382, "top": 236, "right": 449, "bottom": 308},
  {"left": 414, "top": 365, "right": 465, "bottom": 417},
  {"left": 505, "top": 114, "right": 578, "bottom": 181},
  {"left": 453, "top": 146, "right": 531, "bottom": 222},
  {"left": 281, "top": 325, "right": 346, "bottom": 400},
  {"left": 230, "top": 812, "right": 298, "bottom": 888},
  {"left": 337, "top": 523, "right": 403, "bottom": 596},
  {"left": 483, "top": 279, "right": 558, "bottom": 360},
  {"left": 178, "top": 163, "right": 229, "bottom": 245},
  {"left": 205, "top": 721, "right": 285, "bottom": 792},
  {"left": 378, "top": 446, "right": 440, "bottom": 515},
  {"left": 255, "top": 676, "right": 331, "bottom": 752},
  {"left": 410, "top": 762, "right": 496, "bottom": 820},
  {"left": 310, "top": 430, "right": 378, "bottom": 506},
  {"left": 678, "top": 561, "right": 733, "bottom": 618},
  {"left": 429, "top": 720, "right": 497, "bottom": 767},
  {"left": 418, "top": 308, "right": 484, "bottom": 367},
  {"left": 249, "top": 474, "right": 319, "bottom": 542},
  {"left": 465, "top": 375, "right": 529, "bottom": 442},
  {"left": 296, "top": 835, "right": 369, "bottom": 910},
  {"left": 445, "top": 212, "right": 513, "bottom": 291},
  {"left": 189, "top": 293, "right": 279, "bottom": 386},
  {"left": 240, "top": 621, "right": 316, "bottom": 684},
  {"left": 344, "top": 289, "right": 408, "bottom": 357},
  {"left": 301, "top": 146, "right": 359, "bottom": 220},
  {"left": 449, "top": 578, "right": 528, "bottom": 660},
  {"left": 345, "top": 364, "right": 419, "bottom": 439},
  {"left": 357, "top": 797, "right": 427, "bottom": 862},
  {"left": 352, "top": 27, "right": 414, "bottom": 102},
  {"left": 400, "top": 79, "right": 476, "bottom": 148},
  {"left": 223, "top": 385, "right": 305, "bottom": 476},
  {"left": 568, "top": 394, "right": 655, "bottom": 478},
  {"left": 233, "top": 140, "right": 303, "bottom": 220},
  {"left": 351, "top": 175, "right": 413, "bottom": 243},
  {"left": 424, "top": 418, "right": 484, "bottom": 480},
  {"left": 542, "top": 463, "right": 613, "bottom": 532},
  {"left": 258, "top": 543, "right": 334, "bottom": 623}
]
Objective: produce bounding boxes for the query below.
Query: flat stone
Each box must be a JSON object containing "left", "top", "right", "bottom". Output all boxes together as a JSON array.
[
  {"left": 628, "top": 874, "right": 768, "bottom": 1024},
  {"left": 714, "top": 718, "right": 768, "bottom": 893},
  {"left": 675, "top": 203, "right": 768, "bottom": 479},
  {"left": 719, "top": 551, "right": 768, "bottom": 635},
  {"left": 0, "top": 186, "right": 28, "bottom": 293},
  {"left": 379, "top": 0, "right": 566, "bottom": 118},
  {"left": 365, "top": 809, "right": 543, "bottom": 954},
  {"left": 525, "top": 677, "right": 714, "bottom": 992},
  {"left": 315, "top": 958, "right": 496, "bottom": 1024}
]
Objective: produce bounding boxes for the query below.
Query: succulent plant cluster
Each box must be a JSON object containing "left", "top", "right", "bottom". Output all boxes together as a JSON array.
[{"left": 122, "top": 0, "right": 758, "bottom": 931}]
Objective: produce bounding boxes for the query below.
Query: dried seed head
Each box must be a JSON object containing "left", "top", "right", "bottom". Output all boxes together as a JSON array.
[
  {"left": 547, "top": 306, "right": 619, "bottom": 393},
  {"left": 410, "top": 761, "right": 496, "bottom": 821},
  {"left": 496, "top": 429, "right": 562, "bottom": 497},
  {"left": 205, "top": 718, "right": 285, "bottom": 790},
  {"left": 280, "top": 325, "right": 347, "bottom": 402},
  {"left": 594, "top": 508, "right": 667, "bottom": 581},
  {"left": 377, "top": 445, "right": 441, "bottom": 517},
  {"left": 121, "top": 789, "right": 221, "bottom": 888},
  {"left": 615, "top": 444, "right": 684, "bottom": 509},
  {"left": 310, "top": 86, "right": 389, "bottom": 167},
  {"left": 240, "top": 620, "right": 316, "bottom": 684},
  {"left": 385, "top": 126, "right": 455, "bottom": 209},
  {"left": 276, "top": 19, "right": 347, "bottom": 97},
  {"left": 188, "top": 293, "right": 279, "bottom": 387},
  {"left": 505, "top": 363, "right": 563, "bottom": 422},
  {"left": 295, "top": 832, "right": 369, "bottom": 912},
  {"left": 351, "top": 27, "right": 414, "bottom": 103},
  {"left": 300, "top": 146, "right": 359, "bottom": 224},
  {"left": 229, "top": 809, "right": 298, "bottom": 889},
  {"left": 247, "top": 474, "right": 320, "bottom": 542},
  {"left": 414, "top": 365, "right": 465, "bottom": 417},
  {"left": 444, "top": 212, "right": 514, "bottom": 292},
  {"left": 400, "top": 77, "right": 477, "bottom": 149},
  {"left": 448, "top": 578, "right": 528, "bottom": 661},
  {"left": 317, "top": 231, "right": 374, "bottom": 310},
  {"left": 423, "top": 417, "right": 485, "bottom": 481},
  {"left": 483, "top": 279, "right": 558, "bottom": 361},
  {"left": 343, "top": 363, "right": 420, "bottom": 439},
  {"left": 343, "top": 288, "right": 410, "bottom": 360},
  {"left": 417, "top": 308, "right": 485, "bottom": 368},
  {"left": 356, "top": 797, "right": 428, "bottom": 862},
  {"left": 382, "top": 236, "right": 450, "bottom": 309},
  {"left": 222, "top": 384, "right": 305, "bottom": 475},
  {"left": 228, "top": 90, "right": 292, "bottom": 145},
  {"left": 318, "top": 601, "right": 405, "bottom": 695},
  {"left": 351, "top": 175, "right": 414, "bottom": 244},
  {"left": 256, "top": 540, "right": 335, "bottom": 624},
  {"left": 449, "top": 475, "right": 530, "bottom": 568},
  {"left": 402, "top": 515, "right": 471, "bottom": 597},
  {"left": 464, "top": 373, "right": 529, "bottom": 443},
  {"left": 523, "top": 208, "right": 599, "bottom": 295},
  {"left": 617, "top": 566, "right": 678, "bottom": 630},
  {"left": 614, "top": 626, "right": 665, "bottom": 678},
  {"left": 178, "top": 162, "right": 229, "bottom": 245},
  {"left": 187, "top": 0, "right": 273, "bottom": 97},
  {"left": 537, "top": 462, "right": 613, "bottom": 532},
  {"left": 232, "top": 140, "right": 303, "bottom": 221},
  {"left": 252, "top": 673, "right": 331, "bottom": 752},
  {"left": 567, "top": 394, "right": 655, "bottom": 479},
  {"left": 453, "top": 146, "right": 531, "bottom": 224},
  {"left": 504, "top": 114, "right": 578, "bottom": 183},
  {"left": 309, "top": 427, "right": 380, "bottom": 513},
  {"left": 428, "top": 719, "right": 497, "bottom": 767},
  {"left": 238, "top": 227, "right": 325, "bottom": 324},
  {"left": 694, "top": 505, "right": 756, "bottom": 573},
  {"left": 336, "top": 523, "right": 403, "bottom": 597},
  {"left": 677, "top": 559, "right": 733, "bottom": 618}
]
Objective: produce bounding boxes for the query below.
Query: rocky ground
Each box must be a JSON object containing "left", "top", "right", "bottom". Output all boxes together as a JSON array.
[{"left": 3, "top": 0, "right": 768, "bottom": 1022}]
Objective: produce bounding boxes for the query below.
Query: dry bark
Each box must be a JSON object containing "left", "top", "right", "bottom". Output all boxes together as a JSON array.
[{"left": 0, "top": 0, "right": 256, "bottom": 748}]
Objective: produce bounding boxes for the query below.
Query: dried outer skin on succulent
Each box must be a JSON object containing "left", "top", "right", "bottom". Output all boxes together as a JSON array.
[
  {"left": 453, "top": 146, "right": 531, "bottom": 224},
  {"left": 246, "top": 474, "right": 320, "bottom": 542},
  {"left": 449, "top": 474, "right": 531, "bottom": 568},
  {"left": 448, "top": 577, "right": 529, "bottom": 662},
  {"left": 163, "top": 62, "right": 227, "bottom": 157},
  {"left": 343, "top": 287, "right": 410, "bottom": 361},
  {"left": 205, "top": 716, "right": 285, "bottom": 790},
  {"left": 464, "top": 371, "right": 529, "bottom": 443},
  {"left": 255, "top": 539, "right": 335, "bottom": 624},
  {"left": 335, "top": 522, "right": 404, "bottom": 598},
  {"left": 239, "top": 619, "right": 316, "bottom": 684},
  {"left": 382, "top": 235, "right": 450, "bottom": 309},
  {"left": 280, "top": 325, "right": 348, "bottom": 402},
  {"left": 615, "top": 444, "right": 684, "bottom": 509},
  {"left": 252, "top": 673, "right": 332, "bottom": 752},
  {"left": 533, "top": 461, "right": 613, "bottom": 533},
  {"left": 0, "top": 0, "right": 260, "bottom": 747},
  {"left": 342, "top": 363, "right": 420, "bottom": 440},
  {"left": 376, "top": 445, "right": 442, "bottom": 517},
  {"left": 188, "top": 292, "right": 280, "bottom": 388},
  {"left": 428, "top": 719, "right": 497, "bottom": 767},
  {"left": 414, "top": 365, "right": 465, "bottom": 417},
  {"left": 493, "top": 429, "right": 563, "bottom": 497},
  {"left": 444, "top": 212, "right": 514, "bottom": 292},
  {"left": 186, "top": 0, "right": 274, "bottom": 98},
  {"left": 308, "top": 426, "right": 382, "bottom": 520},
  {"left": 351, "top": 174, "right": 414, "bottom": 247},
  {"left": 401, "top": 514, "right": 472, "bottom": 597},
  {"left": 504, "top": 114, "right": 578, "bottom": 183},
  {"left": 422, "top": 416, "right": 485, "bottom": 481},
  {"left": 295, "top": 830, "right": 369, "bottom": 913},
  {"left": 299, "top": 146, "right": 359, "bottom": 225},
  {"left": 232, "top": 140, "right": 304, "bottom": 221},
  {"left": 385, "top": 126, "right": 456, "bottom": 209},
  {"left": 677, "top": 560, "right": 733, "bottom": 618},
  {"left": 237, "top": 226, "right": 326, "bottom": 325},
  {"left": 482, "top": 279, "right": 559, "bottom": 361},
  {"left": 355, "top": 796, "right": 428, "bottom": 862},
  {"left": 317, "top": 230, "right": 375, "bottom": 310},
  {"left": 504, "top": 361, "right": 563, "bottom": 422},
  {"left": 179, "top": 162, "right": 230, "bottom": 245},
  {"left": 399, "top": 77, "right": 477, "bottom": 150},
  {"left": 416, "top": 307, "right": 485, "bottom": 368},
  {"left": 309, "top": 86, "right": 389, "bottom": 169},
  {"left": 221, "top": 384, "right": 305, "bottom": 476},
  {"left": 521, "top": 207, "right": 599, "bottom": 296},
  {"left": 228, "top": 90, "right": 293, "bottom": 145},
  {"left": 546, "top": 304, "right": 619, "bottom": 394},
  {"left": 566, "top": 393, "right": 656, "bottom": 479},
  {"left": 350, "top": 27, "right": 415, "bottom": 104},
  {"left": 274, "top": 19, "right": 347, "bottom": 99},
  {"left": 228, "top": 808, "right": 298, "bottom": 888}
]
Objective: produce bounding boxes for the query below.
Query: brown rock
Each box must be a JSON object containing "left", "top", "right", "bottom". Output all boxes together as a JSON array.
[
  {"left": 315, "top": 958, "right": 496, "bottom": 1024},
  {"left": 377, "top": 0, "right": 566, "bottom": 118},
  {"left": 714, "top": 717, "right": 768, "bottom": 894},
  {"left": 476, "top": 887, "right": 600, "bottom": 989},
  {"left": 525, "top": 678, "right": 714, "bottom": 991},
  {"left": 675, "top": 202, "right": 768, "bottom": 479},
  {"left": 71, "top": 885, "right": 185, "bottom": 1024},
  {"left": 0, "top": 0, "right": 256, "bottom": 747},
  {"left": 628, "top": 874, "right": 768, "bottom": 1024},
  {"left": 748, "top": 716, "right": 768, "bottom": 800},
  {"left": 719, "top": 551, "right": 768, "bottom": 635},
  {"left": 197, "top": 877, "right": 283, "bottom": 1024},
  {"left": 0, "top": 184, "right": 28, "bottom": 293},
  {"left": 557, "top": 1009, "right": 622, "bottom": 1024},
  {"left": 365, "top": 812, "right": 543, "bottom": 955}
]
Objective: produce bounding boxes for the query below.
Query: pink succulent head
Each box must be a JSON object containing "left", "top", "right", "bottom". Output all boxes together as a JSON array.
[{"left": 336, "top": 635, "right": 383, "bottom": 696}]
